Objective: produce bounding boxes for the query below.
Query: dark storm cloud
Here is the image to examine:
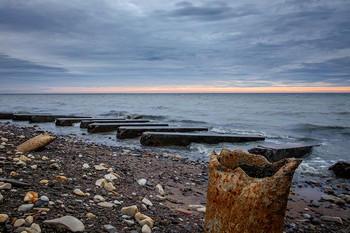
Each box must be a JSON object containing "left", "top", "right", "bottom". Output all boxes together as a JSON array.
[{"left": 0, "top": 0, "right": 349, "bottom": 93}]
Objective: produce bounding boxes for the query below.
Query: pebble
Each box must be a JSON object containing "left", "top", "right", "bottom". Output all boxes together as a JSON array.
[
  {"left": 25, "top": 223, "right": 41, "bottom": 233},
  {"left": 41, "top": 156, "right": 48, "bottom": 161},
  {"left": 135, "top": 212, "right": 154, "bottom": 228},
  {"left": 321, "top": 216, "right": 343, "bottom": 224},
  {"left": 302, "top": 213, "right": 311, "bottom": 219},
  {"left": 0, "top": 182, "right": 12, "bottom": 190},
  {"left": 31, "top": 165, "right": 38, "bottom": 170},
  {"left": 40, "top": 196, "right": 49, "bottom": 202},
  {"left": 86, "top": 213, "right": 96, "bottom": 219},
  {"left": 19, "top": 155, "right": 31, "bottom": 162},
  {"left": 0, "top": 168, "right": 3, "bottom": 174},
  {"left": 321, "top": 195, "right": 341, "bottom": 202},
  {"left": 121, "top": 205, "right": 138, "bottom": 216},
  {"left": 113, "top": 200, "right": 122, "bottom": 205},
  {"left": 73, "top": 189, "right": 87, "bottom": 197},
  {"left": 104, "top": 173, "right": 118, "bottom": 180},
  {"left": 197, "top": 207, "right": 206, "bottom": 213},
  {"left": 43, "top": 216, "right": 85, "bottom": 232},
  {"left": 13, "top": 218, "right": 26, "bottom": 227},
  {"left": 138, "top": 179, "right": 147, "bottom": 186},
  {"left": 18, "top": 204, "right": 34, "bottom": 212},
  {"left": 95, "top": 178, "right": 106, "bottom": 186},
  {"left": 56, "top": 176, "right": 68, "bottom": 181},
  {"left": 0, "top": 193, "right": 3, "bottom": 203},
  {"left": 142, "top": 197, "right": 153, "bottom": 206},
  {"left": 123, "top": 219, "right": 135, "bottom": 226},
  {"left": 339, "top": 194, "right": 350, "bottom": 203},
  {"left": 94, "top": 165, "right": 107, "bottom": 170},
  {"left": 25, "top": 216, "right": 34, "bottom": 224},
  {"left": 82, "top": 163, "right": 90, "bottom": 169},
  {"left": 104, "top": 182, "right": 116, "bottom": 192},
  {"left": 93, "top": 195, "right": 105, "bottom": 202},
  {"left": 50, "top": 163, "right": 60, "bottom": 170},
  {"left": 39, "top": 180, "right": 49, "bottom": 184},
  {"left": 142, "top": 224, "right": 152, "bottom": 233},
  {"left": 156, "top": 184, "right": 165, "bottom": 195},
  {"left": 98, "top": 202, "right": 115, "bottom": 208},
  {"left": 0, "top": 214, "right": 9, "bottom": 223},
  {"left": 334, "top": 200, "right": 346, "bottom": 206},
  {"left": 103, "top": 224, "right": 118, "bottom": 233},
  {"left": 155, "top": 195, "right": 166, "bottom": 201},
  {"left": 16, "top": 160, "right": 26, "bottom": 167}
]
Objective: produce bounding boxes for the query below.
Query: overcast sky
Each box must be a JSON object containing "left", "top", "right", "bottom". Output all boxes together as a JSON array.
[{"left": 0, "top": 0, "right": 350, "bottom": 93}]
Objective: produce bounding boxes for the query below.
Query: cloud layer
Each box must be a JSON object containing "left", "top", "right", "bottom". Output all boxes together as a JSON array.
[{"left": 0, "top": 0, "right": 349, "bottom": 93}]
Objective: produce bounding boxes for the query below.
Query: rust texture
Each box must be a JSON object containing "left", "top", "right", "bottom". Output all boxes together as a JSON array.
[
  {"left": 17, "top": 133, "right": 56, "bottom": 152},
  {"left": 205, "top": 148, "right": 302, "bottom": 233}
]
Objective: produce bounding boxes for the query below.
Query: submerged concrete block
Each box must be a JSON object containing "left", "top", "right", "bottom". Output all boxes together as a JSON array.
[
  {"left": 117, "top": 126, "right": 208, "bottom": 139},
  {"left": 205, "top": 149, "right": 302, "bottom": 233},
  {"left": 140, "top": 132, "right": 264, "bottom": 146},
  {"left": 88, "top": 123, "right": 169, "bottom": 133},
  {"left": 80, "top": 119, "right": 146, "bottom": 128},
  {"left": 55, "top": 117, "right": 101, "bottom": 126},
  {"left": 248, "top": 142, "right": 319, "bottom": 162},
  {"left": 0, "top": 112, "right": 14, "bottom": 119},
  {"left": 13, "top": 114, "right": 52, "bottom": 121}
]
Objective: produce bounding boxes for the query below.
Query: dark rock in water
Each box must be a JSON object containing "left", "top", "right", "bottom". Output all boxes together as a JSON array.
[{"left": 329, "top": 161, "right": 350, "bottom": 178}]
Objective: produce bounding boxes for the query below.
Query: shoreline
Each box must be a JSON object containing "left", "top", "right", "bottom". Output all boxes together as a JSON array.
[{"left": 0, "top": 121, "right": 349, "bottom": 232}]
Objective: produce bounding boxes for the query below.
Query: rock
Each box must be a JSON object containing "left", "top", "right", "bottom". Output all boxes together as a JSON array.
[
  {"left": 40, "top": 196, "right": 49, "bottom": 202},
  {"left": 135, "top": 212, "right": 154, "bottom": 228},
  {"left": 0, "top": 193, "right": 3, "bottom": 203},
  {"left": 14, "top": 218, "right": 26, "bottom": 227},
  {"left": 17, "top": 133, "right": 56, "bottom": 153},
  {"left": 94, "top": 165, "right": 108, "bottom": 170},
  {"left": 50, "top": 163, "right": 60, "bottom": 170},
  {"left": 321, "top": 195, "right": 341, "bottom": 202},
  {"left": 0, "top": 214, "right": 9, "bottom": 223},
  {"left": 123, "top": 219, "right": 135, "bottom": 226},
  {"left": 155, "top": 195, "right": 166, "bottom": 201},
  {"left": 31, "top": 165, "right": 38, "bottom": 170},
  {"left": 156, "top": 184, "right": 164, "bottom": 195},
  {"left": 0, "top": 168, "right": 3, "bottom": 174},
  {"left": 98, "top": 202, "right": 115, "bottom": 208},
  {"left": 334, "top": 200, "right": 346, "bottom": 206},
  {"left": 103, "top": 224, "right": 117, "bottom": 233},
  {"left": 16, "top": 160, "right": 27, "bottom": 167},
  {"left": 339, "top": 194, "right": 350, "bottom": 203},
  {"left": 197, "top": 207, "right": 206, "bottom": 213},
  {"left": 95, "top": 179, "right": 106, "bottom": 186},
  {"left": 73, "top": 189, "right": 87, "bottom": 197},
  {"left": 142, "top": 224, "right": 152, "bottom": 233},
  {"left": 142, "top": 198, "right": 153, "bottom": 206},
  {"left": 138, "top": 179, "right": 147, "bottom": 186},
  {"left": 302, "top": 213, "right": 311, "bottom": 219},
  {"left": 19, "top": 155, "right": 31, "bottom": 162},
  {"left": 104, "top": 173, "right": 118, "bottom": 180},
  {"left": 25, "top": 223, "right": 41, "bottom": 233},
  {"left": 24, "top": 191, "right": 39, "bottom": 204},
  {"left": 25, "top": 216, "right": 34, "bottom": 225},
  {"left": 329, "top": 161, "right": 350, "bottom": 178},
  {"left": 321, "top": 216, "right": 343, "bottom": 224},
  {"left": 93, "top": 195, "right": 105, "bottom": 202},
  {"left": 0, "top": 182, "right": 12, "bottom": 190},
  {"left": 43, "top": 216, "right": 85, "bottom": 232},
  {"left": 56, "top": 176, "right": 68, "bottom": 181},
  {"left": 18, "top": 204, "right": 34, "bottom": 212},
  {"left": 39, "top": 180, "right": 49, "bottom": 184},
  {"left": 121, "top": 205, "right": 138, "bottom": 216},
  {"left": 82, "top": 163, "right": 90, "bottom": 169},
  {"left": 114, "top": 200, "right": 121, "bottom": 205},
  {"left": 104, "top": 182, "right": 116, "bottom": 192},
  {"left": 86, "top": 213, "right": 96, "bottom": 219}
]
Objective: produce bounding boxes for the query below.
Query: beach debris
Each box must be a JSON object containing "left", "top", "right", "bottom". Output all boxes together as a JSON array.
[
  {"left": 43, "top": 216, "right": 85, "bottom": 232},
  {"left": 205, "top": 148, "right": 301, "bottom": 233},
  {"left": 329, "top": 161, "right": 350, "bottom": 178},
  {"left": 17, "top": 133, "right": 56, "bottom": 152}
]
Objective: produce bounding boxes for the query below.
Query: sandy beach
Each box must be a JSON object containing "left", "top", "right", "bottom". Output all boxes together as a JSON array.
[{"left": 0, "top": 121, "right": 349, "bottom": 232}]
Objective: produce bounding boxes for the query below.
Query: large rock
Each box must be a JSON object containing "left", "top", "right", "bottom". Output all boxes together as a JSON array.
[
  {"left": 329, "top": 161, "right": 350, "bottom": 178},
  {"left": 43, "top": 216, "right": 85, "bottom": 232}
]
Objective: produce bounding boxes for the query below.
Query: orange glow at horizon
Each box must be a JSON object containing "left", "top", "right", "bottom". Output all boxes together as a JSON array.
[{"left": 43, "top": 85, "right": 350, "bottom": 93}]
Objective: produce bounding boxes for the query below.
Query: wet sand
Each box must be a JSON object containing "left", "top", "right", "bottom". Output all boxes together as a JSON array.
[{"left": 0, "top": 121, "right": 349, "bottom": 232}]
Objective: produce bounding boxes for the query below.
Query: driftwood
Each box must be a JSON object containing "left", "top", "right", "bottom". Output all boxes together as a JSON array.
[{"left": 17, "top": 133, "right": 56, "bottom": 152}]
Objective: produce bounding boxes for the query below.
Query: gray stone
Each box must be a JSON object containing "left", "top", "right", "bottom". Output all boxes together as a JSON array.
[
  {"left": 103, "top": 224, "right": 118, "bottom": 233},
  {"left": 43, "top": 216, "right": 85, "bottom": 232},
  {"left": 321, "top": 216, "right": 343, "bottom": 224},
  {"left": 18, "top": 204, "right": 34, "bottom": 212},
  {"left": 123, "top": 219, "right": 135, "bottom": 226},
  {"left": 0, "top": 183, "right": 12, "bottom": 190},
  {"left": 321, "top": 195, "right": 341, "bottom": 202},
  {"left": 98, "top": 202, "right": 115, "bottom": 208},
  {"left": 40, "top": 196, "right": 49, "bottom": 202},
  {"left": 25, "top": 223, "right": 42, "bottom": 233}
]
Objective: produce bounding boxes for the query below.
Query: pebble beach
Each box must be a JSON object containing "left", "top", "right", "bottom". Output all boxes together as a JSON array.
[{"left": 0, "top": 121, "right": 349, "bottom": 232}]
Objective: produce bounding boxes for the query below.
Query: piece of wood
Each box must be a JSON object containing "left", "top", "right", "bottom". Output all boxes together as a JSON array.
[
  {"left": 117, "top": 126, "right": 208, "bottom": 139},
  {"left": 17, "top": 133, "right": 56, "bottom": 152},
  {"left": 140, "top": 132, "right": 265, "bottom": 146},
  {"left": 88, "top": 123, "right": 169, "bottom": 133}
]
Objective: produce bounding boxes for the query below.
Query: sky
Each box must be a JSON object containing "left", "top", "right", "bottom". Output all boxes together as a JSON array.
[{"left": 0, "top": 0, "right": 350, "bottom": 93}]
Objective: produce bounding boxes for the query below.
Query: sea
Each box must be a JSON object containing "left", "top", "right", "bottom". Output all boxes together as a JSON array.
[{"left": 1, "top": 93, "right": 349, "bottom": 179}]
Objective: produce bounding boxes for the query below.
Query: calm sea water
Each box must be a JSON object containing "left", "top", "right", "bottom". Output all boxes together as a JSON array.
[{"left": 1, "top": 93, "right": 349, "bottom": 177}]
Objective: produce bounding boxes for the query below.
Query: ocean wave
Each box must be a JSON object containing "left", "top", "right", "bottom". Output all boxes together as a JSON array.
[
  {"left": 294, "top": 123, "right": 350, "bottom": 131},
  {"left": 210, "top": 127, "right": 293, "bottom": 139},
  {"left": 99, "top": 110, "right": 121, "bottom": 117}
]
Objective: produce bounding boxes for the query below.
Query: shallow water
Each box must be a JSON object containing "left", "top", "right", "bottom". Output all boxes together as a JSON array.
[{"left": 1, "top": 93, "right": 349, "bottom": 177}]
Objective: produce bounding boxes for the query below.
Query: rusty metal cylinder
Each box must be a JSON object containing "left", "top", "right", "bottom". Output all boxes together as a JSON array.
[{"left": 205, "top": 149, "right": 302, "bottom": 233}]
